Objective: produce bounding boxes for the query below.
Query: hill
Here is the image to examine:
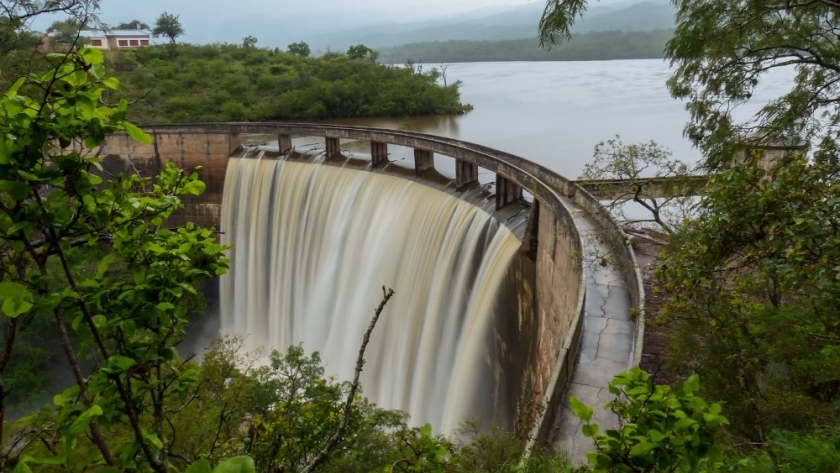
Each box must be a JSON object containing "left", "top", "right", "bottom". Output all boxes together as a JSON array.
[
  {"left": 378, "top": 29, "right": 673, "bottom": 64},
  {"left": 306, "top": 0, "right": 674, "bottom": 50}
]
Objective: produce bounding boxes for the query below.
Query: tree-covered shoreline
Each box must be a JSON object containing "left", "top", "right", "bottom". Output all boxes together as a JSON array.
[
  {"left": 104, "top": 43, "right": 472, "bottom": 124},
  {"left": 378, "top": 30, "right": 671, "bottom": 64}
]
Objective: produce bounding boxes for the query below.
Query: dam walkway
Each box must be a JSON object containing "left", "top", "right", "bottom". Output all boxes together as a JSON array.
[{"left": 549, "top": 200, "right": 635, "bottom": 462}]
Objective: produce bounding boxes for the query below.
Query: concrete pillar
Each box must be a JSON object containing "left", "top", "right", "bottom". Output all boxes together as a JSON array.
[
  {"left": 414, "top": 148, "right": 434, "bottom": 174},
  {"left": 455, "top": 159, "right": 478, "bottom": 188},
  {"left": 496, "top": 174, "right": 523, "bottom": 210},
  {"left": 278, "top": 134, "right": 292, "bottom": 154},
  {"left": 229, "top": 133, "right": 241, "bottom": 154},
  {"left": 325, "top": 137, "right": 341, "bottom": 159},
  {"left": 521, "top": 200, "right": 540, "bottom": 260},
  {"left": 371, "top": 141, "right": 388, "bottom": 167}
]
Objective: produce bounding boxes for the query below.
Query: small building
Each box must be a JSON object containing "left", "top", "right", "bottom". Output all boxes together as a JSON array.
[{"left": 88, "top": 30, "right": 151, "bottom": 50}]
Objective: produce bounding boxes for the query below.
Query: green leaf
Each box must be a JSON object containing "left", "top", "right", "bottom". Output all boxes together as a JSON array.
[
  {"left": 110, "top": 356, "right": 136, "bottom": 371},
  {"left": 79, "top": 47, "right": 104, "bottom": 66},
  {"left": 212, "top": 456, "right": 256, "bottom": 473},
  {"left": 570, "top": 396, "right": 594, "bottom": 423},
  {"left": 0, "top": 180, "right": 30, "bottom": 200},
  {"left": 0, "top": 282, "right": 34, "bottom": 318},
  {"left": 683, "top": 374, "right": 700, "bottom": 394},
  {"left": 123, "top": 122, "right": 152, "bottom": 145},
  {"left": 67, "top": 405, "right": 103, "bottom": 440},
  {"left": 5, "top": 77, "right": 25, "bottom": 98},
  {"left": 6, "top": 221, "right": 31, "bottom": 236},
  {"left": 97, "top": 253, "right": 117, "bottom": 277},
  {"left": 102, "top": 77, "right": 120, "bottom": 90},
  {"left": 185, "top": 460, "right": 212, "bottom": 473},
  {"left": 629, "top": 440, "right": 657, "bottom": 457},
  {"left": 673, "top": 417, "right": 696, "bottom": 430}
]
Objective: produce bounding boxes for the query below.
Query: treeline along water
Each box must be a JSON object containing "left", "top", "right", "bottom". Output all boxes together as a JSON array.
[{"left": 219, "top": 154, "right": 521, "bottom": 431}]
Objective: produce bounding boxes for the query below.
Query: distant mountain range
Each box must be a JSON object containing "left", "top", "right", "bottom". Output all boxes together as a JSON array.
[
  {"left": 77, "top": 0, "right": 674, "bottom": 51},
  {"left": 378, "top": 29, "right": 673, "bottom": 64},
  {"left": 305, "top": 0, "right": 674, "bottom": 51}
]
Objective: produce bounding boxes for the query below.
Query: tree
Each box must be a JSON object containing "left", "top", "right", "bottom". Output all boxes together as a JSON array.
[
  {"left": 152, "top": 11, "right": 184, "bottom": 44},
  {"left": 115, "top": 19, "right": 150, "bottom": 30},
  {"left": 242, "top": 35, "right": 257, "bottom": 48},
  {"left": 287, "top": 41, "right": 310, "bottom": 58},
  {"left": 657, "top": 153, "right": 840, "bottom": 441},
  {"left": 347, "top": 44, "right": 379, "bottom": 61},
  {"left": 578, "top": 136, "right": 700, "bottom": 236}
]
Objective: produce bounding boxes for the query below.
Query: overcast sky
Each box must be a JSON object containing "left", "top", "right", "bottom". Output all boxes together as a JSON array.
[{"left": 32, "top": 0, "right": 637, "bottom": 46}]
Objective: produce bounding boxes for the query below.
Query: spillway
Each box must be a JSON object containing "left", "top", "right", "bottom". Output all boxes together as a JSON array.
[{"left": 219, "top": 155, "right": 521, "bottom": 431}]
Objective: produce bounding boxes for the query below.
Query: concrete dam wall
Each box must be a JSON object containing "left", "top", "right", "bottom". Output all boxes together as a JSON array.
[{"left": 98, "top": 123, "right": 645, "bottom": 442}]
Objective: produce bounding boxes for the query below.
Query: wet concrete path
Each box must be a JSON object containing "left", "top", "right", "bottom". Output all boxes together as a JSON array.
[{"left": 549, "top": 203, "right": 635, "bottom": 464}]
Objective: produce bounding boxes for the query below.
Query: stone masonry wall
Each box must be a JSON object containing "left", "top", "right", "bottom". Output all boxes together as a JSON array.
[{"left": 99, "top": 132, "right": 239, "bottom": 228}]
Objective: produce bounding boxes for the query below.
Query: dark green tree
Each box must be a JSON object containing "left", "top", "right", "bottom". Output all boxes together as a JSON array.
[
  {"left": 287, "top": 41, "right": 310, "bottom": 58},
  {"left": 242, "top": 35, "right": 257, "bottom": 48},
  {"left": 347, "top": 44, "right": 378, "bottom": 61},
  {"left": 152, "top": 11, "right": 184, "bottom": 44},
  {"left": 115, "top": 19, "right": 150, "bottom": 30}
]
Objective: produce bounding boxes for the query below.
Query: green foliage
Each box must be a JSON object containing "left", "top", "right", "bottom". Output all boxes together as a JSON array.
[
  {"left": 379, "top": 30, "right": 671, "bottom": 64},
  {"left": 105, "top": 43, "right": 471, "bottom": 123},
  {"left": 287, "top": 41, "right": 311, "bottom": 58},
  {"left": 657, "top": 153, "right": 840, "bottom": 440},
  {"left": 571, "top": 367, "right": 727, "bottom": 472},
  {"left": 242, "top": 36, "right": 258, "bottom": 48},
  {"left": 715, "top": 429, "right": 840, "bottom": 473},
  {"left": 539, "top": 0, "right": 589, "bottom": 47},
  {"left": 152, "top": 12, "right": 184, "bottom": 44},
  {"left": 347, "top": 44, "right": 378, "bottom": 61},
  {"left": 114, "top": 20, "right": 150, "bottom": 30},
  {"left": 0, "top": 46, "right": 229, "bottom": 471}
]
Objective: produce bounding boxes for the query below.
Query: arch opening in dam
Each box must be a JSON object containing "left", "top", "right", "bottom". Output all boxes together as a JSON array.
[{"left": 98, "top": 123, "right": 645, "bottom": 445}]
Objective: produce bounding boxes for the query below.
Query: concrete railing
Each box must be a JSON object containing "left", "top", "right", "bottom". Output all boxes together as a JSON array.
[{"left": 110, "top": 122, "right": 644, "bottom": 441}]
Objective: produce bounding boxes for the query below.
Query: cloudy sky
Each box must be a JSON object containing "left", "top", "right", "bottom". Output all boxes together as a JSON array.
[{"left": 33, "top": 0, "right": 635, "bottom": 47}]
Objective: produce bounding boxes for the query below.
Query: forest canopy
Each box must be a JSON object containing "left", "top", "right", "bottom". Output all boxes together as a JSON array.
[{"left": 105, "top": 43, "right": 472, "bottom": 123}]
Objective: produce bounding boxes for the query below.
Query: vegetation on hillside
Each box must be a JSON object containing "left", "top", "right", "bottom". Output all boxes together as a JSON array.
[
  {"left": 379, "top": 30, "right": 671, "bottom": 64},
  {"left": 104, "top": 43, "right": 471, "bottom": 123}
]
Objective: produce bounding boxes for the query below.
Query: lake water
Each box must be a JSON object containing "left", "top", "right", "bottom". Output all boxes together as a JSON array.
[{"left": 321, "top": 59, "right": 793, "bottom": 179}]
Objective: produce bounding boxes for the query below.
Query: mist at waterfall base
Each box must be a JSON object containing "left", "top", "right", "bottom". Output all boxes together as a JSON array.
[{"left": 218, "top": 156, "right": 521, "bottom": 432}]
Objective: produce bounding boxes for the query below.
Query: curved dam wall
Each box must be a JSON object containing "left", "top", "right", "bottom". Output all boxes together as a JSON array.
[{"left": 98, "top": 123, "right": 643, "bottom": 441}]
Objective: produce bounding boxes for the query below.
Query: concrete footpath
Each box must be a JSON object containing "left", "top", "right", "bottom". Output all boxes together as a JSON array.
[{"left": 549, "top": 205, "right": 635, "bottom": 463}]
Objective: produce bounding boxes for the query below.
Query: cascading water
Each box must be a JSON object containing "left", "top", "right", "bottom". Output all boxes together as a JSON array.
[{"left": 219, "top": 154, "right": 520, "bottom": 431}]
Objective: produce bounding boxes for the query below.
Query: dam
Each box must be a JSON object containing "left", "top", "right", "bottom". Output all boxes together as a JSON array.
[{"left": 99, "top": 123, "right": 644, "bottom": 457}]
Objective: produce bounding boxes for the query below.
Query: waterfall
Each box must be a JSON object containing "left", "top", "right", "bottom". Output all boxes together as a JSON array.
[{"left": 219, "top": 155, "right": 520, "bottom": 431}]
